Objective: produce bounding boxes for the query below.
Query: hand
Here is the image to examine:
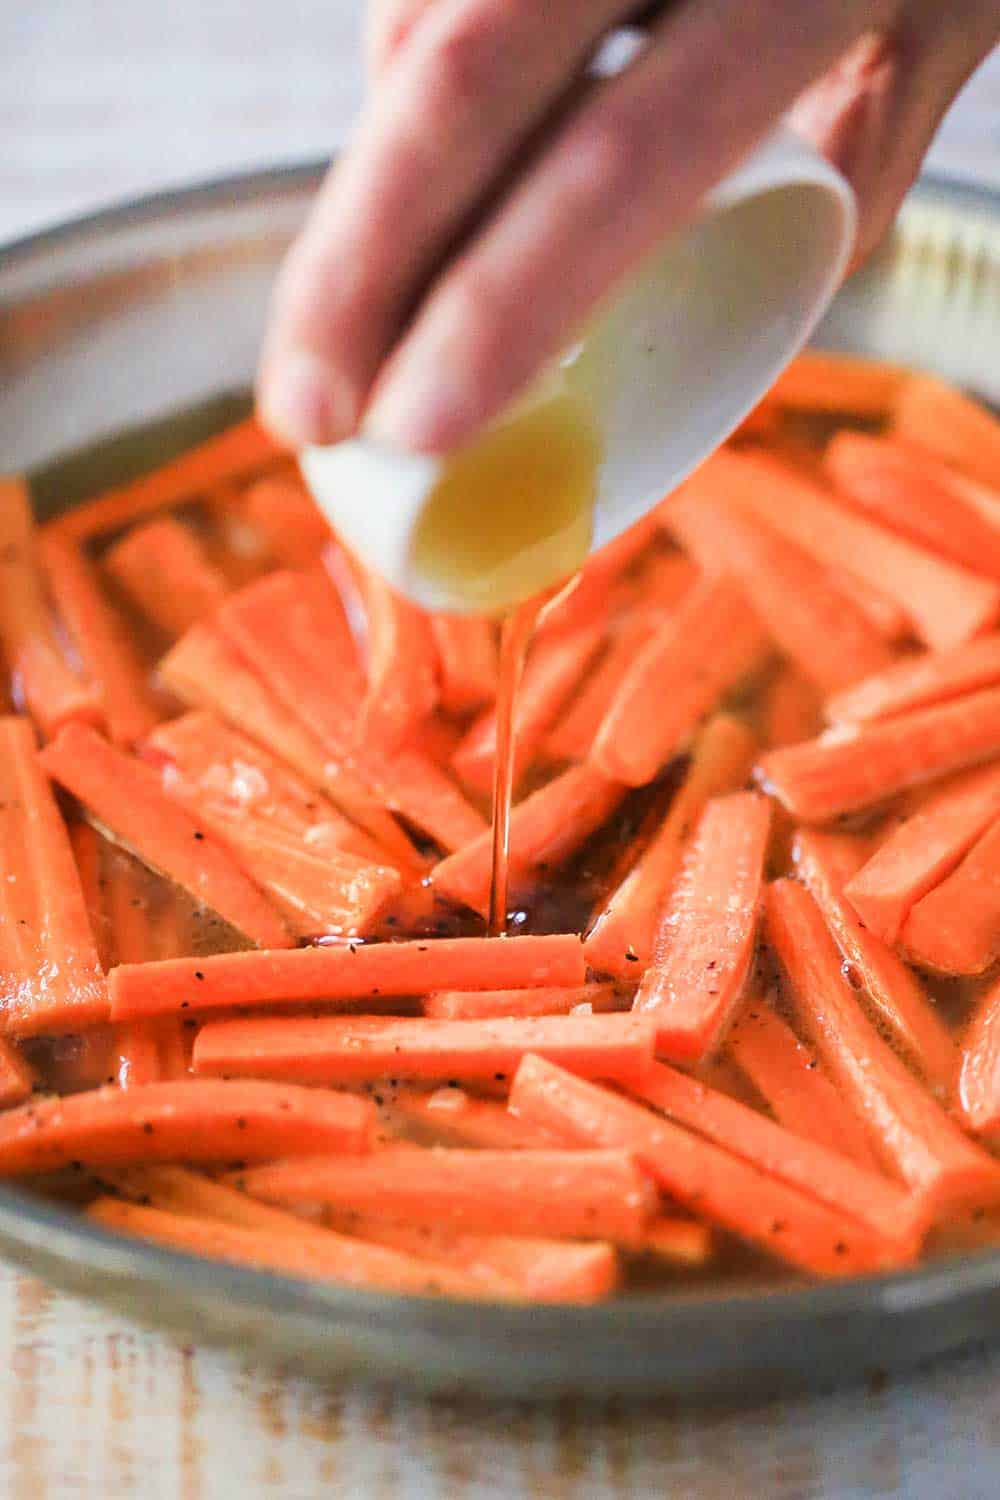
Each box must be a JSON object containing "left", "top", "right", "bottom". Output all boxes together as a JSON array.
[{"left": 257, "top": 1, "right": 998, "bottom": 454}]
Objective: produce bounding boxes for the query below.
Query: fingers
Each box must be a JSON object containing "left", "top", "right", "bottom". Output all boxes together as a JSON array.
[
  {"left": 363, "top": 0, "right": 894, "bottom": 452},
  {"left": 257, "top": 0, "right": 632, "bottom": 449},
  {"left": 365, "top": 0, "right": 438, "bottom": 79}
]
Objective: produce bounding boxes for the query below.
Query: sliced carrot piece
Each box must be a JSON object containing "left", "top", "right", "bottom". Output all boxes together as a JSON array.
[
  {"left": 509, "top": 1055, "right": 911, "bottom": 1276},
  {"left": 373, "top": 745, "right": 489, "bottom": 854},
  {"left": 826, "top": 431, "right": 1000, "bottom": 582},
  {"left": 893, "top": 374, "right": 1000, "bottom": 491},
  {"left": 900, "top": 820, "right": 1000, "bottom": 975},
  {"left": 104, "top": 844, "right": 177, "bottom": 1087},
  {"left": 430, "top": 614, "right": 498, "bottom": 717},
  {"left": 241, "top": 472, "right": 332, "bottom": 569},
  {"left": 48, "top": 418, "right": 282, "bottom": 543},
  {"left": 768, "top": 349, "right": 909, "bottom": 416},
  {"left": 794, "top": 829, "right": 957, "bottom": 1088},
  {"left": 430, "top": 764, "right": 625, "bottom": 917},
  {"left": 634, "top": 793, "right": 771, "bottom": 1060},
  {"left": 726, "top": 1002, "right": 883, "bottom": 1172},
  {"left": 543, "top": 609, "right": 662, "bottom": 763},
  {"left": 353, "top": 566, "right": 439, "bottom": 753},
  {"left": 103, "top": 516, "right": 230, "bottom": 637},
  {"left": 694, "top": 447, "right": 1000, "bottom": 651},
  {"left": 0, "top": 1039, "right": 35, "bottom": 1109},
  {"left": 0, "top": 717, "right": 108, "bottom": 1036},
  {"left": 0, "top": 476, "right": 101, "bottom": 738},
  {"left": 584, "top": 715, "right": 757, "bottom": 978},
  {"left": 110, "top": 933, "right": 587, "bottom": 1020},
  {"left": 235, "top": 1145, "right": 657, "bottom": 1246},
  {"left": 452, "top": 617, "right": 606, "bottom": 794},
  {"left": 192, "top": 1012, "right": 656, "bottom": 1085},
  {"left": 40, "top": 723, "right": 292, "bottom": 950},
  {"left": 958, "top": 977, "right": 1000, "bottom": 1134},
  {"left": 758, "top": 686, "right": 1000, "bottom": 822},
  {"left": 39, "top": 531, "right": 163, "bottom": 746},
  {"left": 388, "top": 1085, "right": 562, "bottom": 1148},
  {"left": 69, "top": 819, "right": 109, "bottom": 963},
  {"left": 592, "top": 577, "right": 770, "bottom": 786},
  {"left": 843, "top": 763, "right": 1000, "bottom": 946},
  {"left": 423, "top": 983, "right": 625, "bottom": 1020},
  {"left": 0, "top": 1078, "right": 373, "bottom": 1173},
  {"left": 632, "top": 1061, "right": 925, "bottom": 1253},
  {"left": 765, "top": 879, "right": 1000, "bottom": 1215},
  {"left": 665, "top": 484, "right": 893, "bottom": 693},
  {"left": 761, "top": 665, "right": 822, "bottom": 749},
  {"left": 640, "top": 1217, "right": 714, "bottom": 1267},
  {"left": 826, "top": 636, "right": 1000, "bottom": 726},
  {"left": 825, "top": 567, "right": 911, "bottom": 642}
]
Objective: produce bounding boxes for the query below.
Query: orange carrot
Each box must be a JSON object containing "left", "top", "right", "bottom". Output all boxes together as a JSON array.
[
  {"left": 430, "top": 614, "right": 498, "bottom": 717},
  {"left": 826, "top": 431, "right": 1000, "bottom": 582},
  {"left": 353, "top": 566, "right": 439, "bottom": 753},
  {"left": 430, "top": 764, "right": 625, "bottom": 917},
  {"left": 104, "top": 844, "right": 174, "bottom": 1087},
  {"left": 388, "top": 1086, "right": 562, "bottom": 1148},
  {"left": 695, "top": 447, "right": 1000, "bottom": 651},
  {"left": 88, "top": 1196, "right": 502, "bottom": 1299},
  {"left": 103, "top": 516, "right": 230, "bottom": 637},
  {"left": 69, "top": 818, "right": 111, "bottom": 966},
  {"left": 843, "top": 763, "right": 1000, "bottom": 947},
  {"left": 640, "top": 1217, "right": 714, "bottom": 1267},
  {"left": 766, "top": 878, "right": 1000, "bottom": 1215},
  {"left": 372, "top": 745, "right": 489, "bottom": 854},
  {"left": 768, "top": 349, "right": 909, "bottom": 416},
  {"left": 726, "top": 1003, "right": 883, "bottom": 1172},
  {"left": 509, "top": 1055, "right": 910, "bottom": 1276},
  {"left": 900, "top": 820, "right": 1000, "bottom": 976},
  {"left": 0, "top": 1039, "right": 35, "bottom": 1108},
  {"left": 423, "top": 983, "right": 625, "bottom": 1021},
  {"left": 826, "top": 636, "right": 1000, "bottom": 726},
  {"left": 584, "top": 715, "right": 757, "bottom": 978},
  {"left": 110, "top": 933, "right": 587, "bottom": 1020},
  {"left": 794, "top": 829, "right": 957, "bottom": 1088},
  {"left": 192, "top": 1012, "right": 656, "bottom": 1085},
  {"left": 452, "top": 617, "right": 606, "bottom": 794},
  {"left": 40, "top": 723, "right": 292, "bottom": 950},
  {"left": 592, "top": 577, "right": 770, "bottom": 786},
  {"left": 241, "top": 472, "right": 332, "bottom": 569},
  {"left": 893, "top": 374, "right": 1000, "bottom": 491},
  {"left": 634, "top": 793, "right": 771, "bottom": 1060},
  {"left": 825, "top": 567, "right": 911, "bottom": 642},
  {"left": 665, "top": 485, "right": 893, "bottom": 693},
  {"left": 0, "top": 476, "right": 100, "bottom": 738},
  {"left": 543, "top": 610, "right": 661, "bottom": 763},
  {"left": 632, "top": 1061, "right": 925, "bottom": 1253},
  {"left": 0, "top": 717, "right": 109, "bottom": 1036},
  {"left": 0, "top": 1078, "right": 373, "bottom": 1174},
  {"left": 958, "top": 977, "right": 1000, "bottom": 1134},
  {"left": 48, "top": 418, "right": 281, "bottom": 543},
  {"left": 758, "top": 686, "right": 1000, "bottom": 822},
  {"left": 761, "top": 666, "right": 822, "bottom": 749},
  {"left": 39, "top": 531, "right": 162, "bottom": 746},
  {"left": 234, "top": 1145, "right": 657, "bottom": 1246}
]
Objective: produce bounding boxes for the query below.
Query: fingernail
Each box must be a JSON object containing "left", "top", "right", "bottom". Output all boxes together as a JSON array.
[{"left": 257, "top": 349, "right": 346, "bottom": 449}]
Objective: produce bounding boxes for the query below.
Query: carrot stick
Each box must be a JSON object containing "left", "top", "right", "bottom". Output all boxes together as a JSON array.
[
  {"left": 430, "top": 614, "right": 498, "bottom": 717},
  {"left": 0, "top": 1078, "right": 373, "bottom": 1173},
  {"left": 893, "top": 374, "right": 1000, "bottom": 491},
  {"left": 241, "top": 472, "right": 332, "bottom": 569},
  {"left": 353, "top": 567, "right": 439, "bottom": 753},
  {"left": 423, "top": 983, "right": 625, "bottom": 1021},
  {"left": 634, "top": 793, "right": 771, "bottom": 1060},
  {"left": 665, "top": 485, "right": 893, "bottom": 693},
  {"left": 48, "top": 418, "right": 282, "bottom": 543},
  {"left": 452, "top": 617, "right": 606, "bottom": 794},
  {"left": 591, "top": 577, "right": 771, "bottom": 786},
  {"left": 87, "top": 1195, "right": 503, "bottom": 1299},
  {"left": 234, "top": 1145, "right": 657, "bottom": 1246},
  {"left": 509, "top": 1055, "right": 911, "bottom": 1276},
  {"left": 692, "top": 448, "right": 1000, "bottom": 651},
  {"left": 0, "top": 1039, "right": 36, "bottom": 1109},
  {"left": 104, "top": 845, "right": 169, "bottom": 1087},
  {"left": 765, "top": 878, "right": 1000, "bottom": 1215},
  {"left": 373, "top": 745, "right": 489, "bottom": 854},
  {"left": 110, "top": 933, "right": 586, "bottom": 1020},
  {"left": 388, "top": 1086, "right": 562, "bottom": 1148},
  {"left": 430, "top": 765, "right": 625, "bottom": 917},
  {"left": 0, "top": 717, "right": 109, "bottom": 1036},
  {"left": 826, "top": 636, "right": 1000, "bottom": 726},
  {"left": 640, "top": 1217, "right": 714, "bottom": 1267},
  {"left": 543, "top": 610, "right": 661, "bottom": 763},
  {"left": 826, "top": 432, "right": 1000, "bottom": 582},
  {"left": 794, "top": 829, "right": 957, "bottom": 1088},
  {"left": 958, "top": 976, "right": 1000, "bottom": 1134},
  {"left": 40, "top": 723, "right": 292, "bottom": 950},
  {"left": 192, "top": 1012, "right": 656, "bottom": 1086},
  {"left": 726, "top": 1002, "right": 883, "bottom": 1172},
  {"left": 103, "top": 517, "right": 230, "bottom": 638},
  {"left": 758, "top": 685, "right": 1000, "bottom": 822},
  {"left": 900, "top": 820, "right": 1000, "bottom": 976},
  {"left": 157, "top": 624, "right": 419, "bottom": 866},
  {"left": 69, "top": 819, "right": 111, "bottom": 966},
  {"left": 825, "top": 567, "right": 911, "bottom": 642},
  {"left": 767, "top": 349, "right": 909, "bottom": 416},
  {"left": 39, "top": 531, "right": 163, "bottom": 746},
  {"left": 761, "top": 666, "right": 822, "bottom": 749},
  {"left": 584, "top": 715, "right": 757, "bottom": 978},
  {"left": 0, "top": 476, "right": 101, "bottom": 739},
  {"left": 842, "top": 763, "right": 1000, "bottom": 947},
  {"left": 631, "top": 1061, "right": 925, "bottom": 1253}
]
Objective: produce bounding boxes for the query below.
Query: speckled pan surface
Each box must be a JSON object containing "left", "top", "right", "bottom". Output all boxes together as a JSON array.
[{"left": 1, "top": 166, "right": 999, "bottom": 1400}]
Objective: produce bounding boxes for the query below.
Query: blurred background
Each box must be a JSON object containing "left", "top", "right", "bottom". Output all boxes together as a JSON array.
[{"left": 1, "top": 3, "right": 999, "bottom": 242}]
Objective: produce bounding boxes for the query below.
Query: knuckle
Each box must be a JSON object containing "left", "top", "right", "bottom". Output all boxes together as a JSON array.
[
  {"left": 423, "top": 11, "right": 494, "bottom": 108},
  {"left": 574, "top": 106, "right": 660, "bottom": 200}
]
